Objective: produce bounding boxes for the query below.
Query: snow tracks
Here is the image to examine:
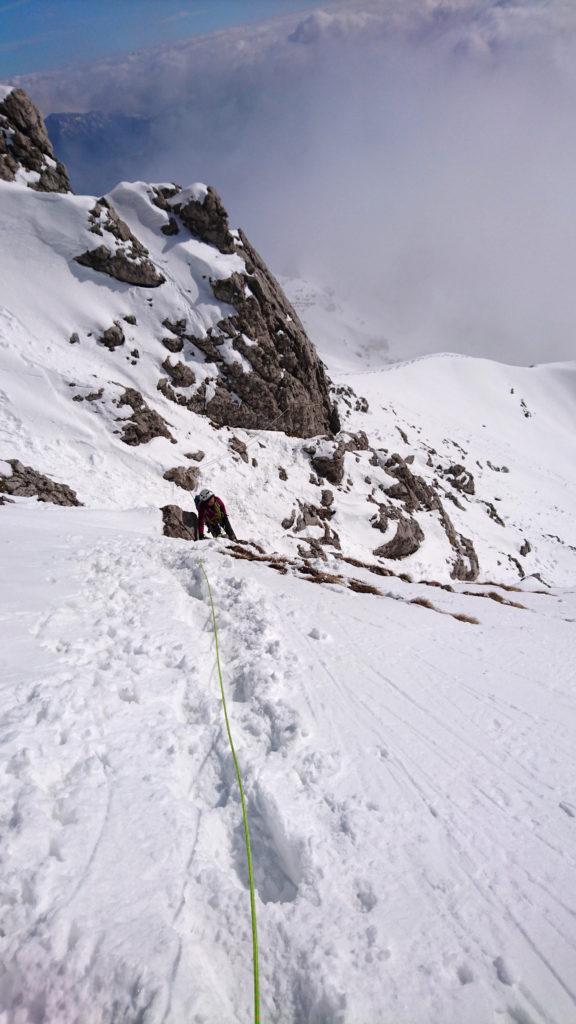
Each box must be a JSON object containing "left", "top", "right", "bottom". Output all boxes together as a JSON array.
[{"left": 0, "top": 516, "right": 359, "bottom": 1022}]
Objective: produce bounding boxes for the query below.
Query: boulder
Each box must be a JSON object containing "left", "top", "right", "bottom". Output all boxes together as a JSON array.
[
  {"left": 75, "top": 244, "right": 165, "bottom": 288},
  {"left": 161, "top": 504, "right": 198, "bottom": 540},
  {"left": 162, "top": 358, "right": 195, "bottom": 388},
  {"left": 0, "top": 88, "right": 70, "bottom": 192},
  {"left": 311, "top": 445, "right": 345, "bottom": 486},
  {"left": 0, "top": 459, "right": 81, "bottom": 506},
  {"left": 117, "top": 388, "right": 175, "bottom": 446},
  {"left": 162, "top": 466, "right": 200, "bottom": 491},
  {"left": 99, "top": 322, "right": 125, "bottom": 350}
]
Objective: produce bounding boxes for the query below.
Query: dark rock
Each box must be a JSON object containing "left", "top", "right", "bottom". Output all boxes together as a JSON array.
[
  {"left": 116, "top": 388, "right": 175, "bottom": 446},
  {"left": 151, "top": 184, "right": 181, "bottom": 212},
  {"left": 520, "top": 538, "right": 531, "bottom": 557},
  {"left": 99, "top": 322, "right": 125, "bottom": 350},
  {"left": 123, "top": 314, "right": 137, "bottom": 325},
  {"left": 72, "top": 387, "right": 103, "bottom": 403},
  {"left": 163, "top": 466, "right": 200, "bottom": 491},
  {"left": 76, "top": 244, "right": 165, "bottom": 288},
  {"left": 310, "top": 445, "right": 345, "bottom": 486},
  {"left": 161, "top": 216, "right": 180, "bottom": 237},
  {"left": 321, "top": 489, "right": 334, "bottom": 508},
  {"left": 185, "top": 224, "right": 337, "bottom": 437},
  {"left": 0, "top": 459, "right": 81, "bottom": 506},
  {"left": 229, "top": 436, "right": 249, "bottom": 463},
  {"left": 161, "top": 504, "right": 198, "bottom": 541},
  {"left": 451, "top": 535, "right": 480, "bottom": 582},
  {"left": 176, "top": 186, "right": 235, "bottom": 254},
  {"left": 278, "top": 466, "right": 288, "bottom": 481},
  {"left": 161, "top": 335, "right": 184, "bottom": 353},
  {"left": 382, "top": 454, "right": 479, "bottom": 579},
  {"left": 369, "top": 503, "right": 389, "bottom": 534},
  {"left": 0, "top": 88, "right": 70, "bottom": 192},
  {"left": 443, "top": 463, "right": 475, "bottom": 496},
  {"left": 483, "top": 500, "right": 505, "bottom": 527},
  {"left": 341, "top": 431, "right": 370, "bottom": 452},
  {"left": 373, "top": 515, "right": 424, "bottom": 559},
  {"left": 184, "top": 450, "right": 205, "bottom": 462},
  {"left": 69, "top": 332, "right": 80, "bottom": 345},
  {"left": 329, "top": 404, "right": 342, "bottom": 433},
  {"left": 162, "top": 358, "right": 195, "bottom": 388},
  {"left": 162, "top": 318, "right": 188, "bottom": 336}
]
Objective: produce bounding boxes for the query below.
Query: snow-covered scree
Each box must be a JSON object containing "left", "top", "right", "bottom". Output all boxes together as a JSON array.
[{"left": 1, "top": 505, "right": 576, "bottom": 1024}]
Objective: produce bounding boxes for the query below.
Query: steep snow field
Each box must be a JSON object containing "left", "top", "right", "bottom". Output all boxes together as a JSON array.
[{"left": 1, "top": 505, "right": 576, "bottom": 1023}]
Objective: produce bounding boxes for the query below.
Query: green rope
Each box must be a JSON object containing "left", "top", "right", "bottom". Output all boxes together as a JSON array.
[{"left": 200, "top": 562, "right": 261, "bottom": 1024}]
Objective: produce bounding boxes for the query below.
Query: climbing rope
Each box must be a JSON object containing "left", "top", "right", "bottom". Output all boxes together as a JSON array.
[{"left": 200, "top": 562, "right": 261, "bottom": 1024}]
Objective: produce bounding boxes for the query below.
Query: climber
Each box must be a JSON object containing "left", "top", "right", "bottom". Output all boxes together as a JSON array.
[{"left": 194, "top": 489, "right": 237, "bottom": 541}]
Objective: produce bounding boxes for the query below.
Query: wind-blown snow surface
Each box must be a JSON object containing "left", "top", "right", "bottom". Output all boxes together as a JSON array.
[{"left": 1, "top": 504, "right": 576, "bottom": 1023}]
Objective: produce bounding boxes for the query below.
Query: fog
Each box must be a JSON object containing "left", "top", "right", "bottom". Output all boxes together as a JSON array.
[{"left": 26, "top": 1, "right": 576, "bottom": 363}]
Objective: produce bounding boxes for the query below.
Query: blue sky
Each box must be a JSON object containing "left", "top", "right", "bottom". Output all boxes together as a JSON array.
[{"left": 0, "top": 0, "right": 324, "bottom": 77}]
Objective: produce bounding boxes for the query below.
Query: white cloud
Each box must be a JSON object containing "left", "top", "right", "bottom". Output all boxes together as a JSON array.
[{"left": 18, "top": 0, "right": 576, "bottom": 363}]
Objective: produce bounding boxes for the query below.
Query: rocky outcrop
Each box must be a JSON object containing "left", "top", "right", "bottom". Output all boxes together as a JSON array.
[
  {"left": 0, "top": 459, "right": 81, "bottom": 505},
  {"left": 310, "top": 444, "right": 345, "bottom": 486},
  {"left": 116, "top": 389, "right": 175, "bottom": 446},
  {"left": 75, "top": 243, "right": 164, "bottom": 288},
  {"left": 379, "top": 453, "right": 480, "bottom": 579},
  {"left": 0, "top": 88, "right": 70, "bottom": 192},
  {"left": 229, "top": 437, "right": 249, "bottom": 463},
  {"left": 442, "top": 463, "right": 475, "bottom": 496},
  {"left": 173, "top": 186, "right": 235, "bottom": 254},
  {"left": 162, "top": 358, "right": 195, "bottom": 388},
  {"left": 161, "top": 504, "right": 198, "bottom": 540},
  {"left": 99, "top": 322, "right": 125, "bottom": 350},
  {"left": 162, "top": 466, "right": 200, "bottom": 491},
  {"left": 373, "top": 514, "right": 424, "bottom": 560},
  {"left": 75, "top": 199, "right": 165, "bottom": 288},
  {"left": 160, "top": 183, "right": 338, "bottom": 437}
]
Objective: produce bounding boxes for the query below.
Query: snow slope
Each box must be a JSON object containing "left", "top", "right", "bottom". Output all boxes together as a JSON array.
[
  {"left": 2, "top": 87, "right": 576, "bottom": 1024},
  {"left": 2, "top": 176, "right": 576, "bottom": 585},
  {"left": 1, "top": 505, "right": 575, "bottom": 1023}
]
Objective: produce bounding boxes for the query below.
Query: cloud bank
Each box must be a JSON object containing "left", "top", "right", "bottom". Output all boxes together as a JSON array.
[{"left": 19, "top": 1, "right": 576, "bottom": 363}]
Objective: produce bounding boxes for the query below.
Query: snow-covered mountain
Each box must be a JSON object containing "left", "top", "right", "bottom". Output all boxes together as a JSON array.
[{"left": 1, "top": 86, "right": 576, "bottom": 1024}]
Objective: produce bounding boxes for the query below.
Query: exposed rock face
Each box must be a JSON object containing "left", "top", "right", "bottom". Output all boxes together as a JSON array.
[
  {"left": 162, "top": 466, "right": 200, "bottom": 491},
  {"left": 75, "top": 244, "right": 164, "bottom": 288},
  {"left": 442, "top": 463, "right": 475, "bottom": 496},
  {"left": 161, "top": 504, "right": 198, "bottom": 540},
  {"left": 0, "top": 88, "right": 70, "bottom": 192},
  {"left": 162, "top": 358, "right": 195, "bottom": 388},
  {"left": 374, "top": 514, "right": 424, "bottom": 560},
  {"left": 380, "top": 453, "right": 479, "bottom": 580},
  {"left": 75, "top": 199, "right": 165, "bottom": 288},
  {"left": 173, "top": 186, "right": 235, "bottom": 254},
  {"left": 310, "top": 444, "right": 345, "bottom": 486},
  {"left": 116, "top": 389, "right": 175, "bottom": 446},
  {"left": 99, "top": 322, "right": 125, "bottom": 350},
  {"left": 159, "top": 185, "right": 337, "bottom": 438},
  {"left": 229, "top": 437, "right": 249, "bottom": 463},
  {"left": 0, "top": 459, "right": 81, "bottom": 505}
]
